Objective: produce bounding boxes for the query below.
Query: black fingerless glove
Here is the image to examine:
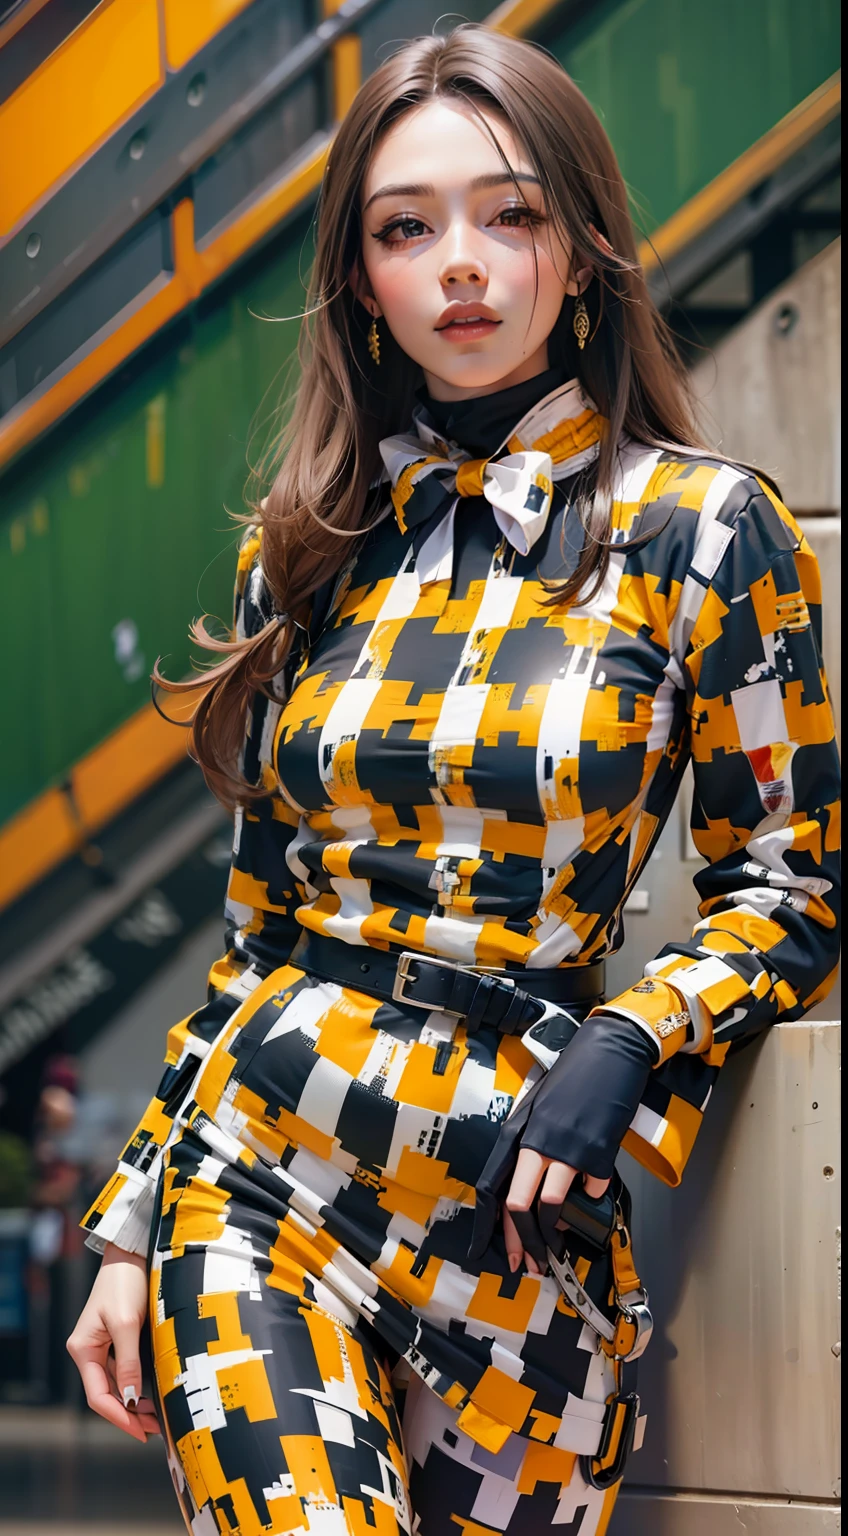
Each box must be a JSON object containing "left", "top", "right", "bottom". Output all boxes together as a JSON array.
[
  {"left": 467, "top": 1014, "right": 656, "bottom": 1266},
  {"left": 520, "top": 1012, "right": 657, "bottom": 1179}
]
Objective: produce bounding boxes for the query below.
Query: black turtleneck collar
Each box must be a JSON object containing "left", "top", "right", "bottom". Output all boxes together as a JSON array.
[{"left": 415, "top": 366, "right": 570, "bottom": 459}]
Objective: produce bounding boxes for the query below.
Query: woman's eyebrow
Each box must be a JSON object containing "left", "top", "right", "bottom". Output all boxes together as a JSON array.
[{"left": 362, "top": 171, "right": 541, "bottom": 215}]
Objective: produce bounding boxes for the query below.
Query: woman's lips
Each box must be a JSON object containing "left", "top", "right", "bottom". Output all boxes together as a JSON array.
[{"left": 437, "top": 318, "right": 501, "bottom": 341}]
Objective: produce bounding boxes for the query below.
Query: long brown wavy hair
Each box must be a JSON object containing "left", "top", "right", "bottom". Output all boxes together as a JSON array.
[{"left": 156, "top": 23, "right": 710, "bottom": 810}]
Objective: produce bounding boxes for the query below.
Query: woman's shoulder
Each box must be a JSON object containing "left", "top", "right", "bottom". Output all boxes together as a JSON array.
[{"left": 616, "top": 438, "right": 803, "bottom": 571}]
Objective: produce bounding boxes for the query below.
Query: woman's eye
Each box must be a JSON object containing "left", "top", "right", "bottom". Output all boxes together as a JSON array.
[
  {"left": 497, "top": 205, "right": 542, "bottom": 228},
  {"left": 374, "top": 216, "right": 429, "bottom": 244},
  {"left": 373, "top": 206, "right": 543, "bottom": 244}
]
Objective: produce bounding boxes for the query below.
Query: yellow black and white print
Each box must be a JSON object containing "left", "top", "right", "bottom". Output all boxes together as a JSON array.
[{"left": 83, "top": 373, "right": 841, "bottom": 1535}]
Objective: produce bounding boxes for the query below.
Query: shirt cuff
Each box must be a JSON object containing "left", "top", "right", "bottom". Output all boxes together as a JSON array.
[
  {"left": 589, "top": 977, "right": 693, "bottom": 1064},
  {"left": 81, "top": 1163, "right": 157, "bottom": 1258}
]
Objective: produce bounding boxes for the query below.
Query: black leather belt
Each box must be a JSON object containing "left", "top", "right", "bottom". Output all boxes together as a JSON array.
[{"left": 289, "top": 932, "right": 605, "bottom": 1036}]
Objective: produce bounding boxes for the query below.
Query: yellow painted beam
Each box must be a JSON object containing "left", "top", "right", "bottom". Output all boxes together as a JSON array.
[
  {"left": 162, "top": 0, "right": 257, "bottom": 72},
  {"left": 330, "top": 31, "right": 363, "bottom": 121},
  {"left": 0, "top": 255, "right": 188, "bottom": 466},
  {"left": 0, "top": 702, "right": 197, "bottom": 912},
  {"left": 487, "top": 0, "right": 564, "bottom": 33},
  {"left": 190, "top": 141, "right": 330, "bottom": 272},
  {"left": 0, "top": 140, "right": 329, "bottom": 467},
  {"left": 0, "top": 0, "right": 164, "bottom": 238},
  {"left": 323, "top": 0, "right": 363, "bottom": 123},
  {"left": 638, "top": 71, "right": 841, "bottom": 276}
]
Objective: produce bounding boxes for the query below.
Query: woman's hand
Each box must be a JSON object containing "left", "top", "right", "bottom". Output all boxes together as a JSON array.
[
  {"left": 67, "top": 1244, "right": 160, "bottom": 1442},
  {"left": 468, "top": 1013, "right": 657, "bottom": 1271},
  {"left": 503, "top": 1149, "right": 609, "bottom": 1273}
]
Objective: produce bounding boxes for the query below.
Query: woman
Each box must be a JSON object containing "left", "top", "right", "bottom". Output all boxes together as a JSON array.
[{"left": 68, "top": 25, "right": 840, "bottom": 1535}]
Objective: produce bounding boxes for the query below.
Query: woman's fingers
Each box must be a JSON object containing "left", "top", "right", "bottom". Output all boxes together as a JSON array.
[
  {"left": 502, "top": 1208, "right": 524, "bottom": 1274},
  {"left": 74, "top": 1348, "right": 148, "bottom": 1443},
  {"left": 105, "top": 1358, "right": 160, "bottom": 1437},
  {"left": 505, "top": 1149, "right": 550, "bottom": 1273},
  {"left": 503, "top": 1153, "right": 614, "bottom": 1275},
  {"left": 505, "top": 1148, "right": 549, "bottom": 1213},
  {"left": 538, "top": 1160, "right": 578, "bottom": 1211},
  {"left": 68, "top": 1295, "right": 151, "bottom": 1442},
  {"left": 109, "top": 1313, "right": 144, "bottom": 1415},
  {"left": 105, "top": 1354, "right": 160, "bottom": 1436}
]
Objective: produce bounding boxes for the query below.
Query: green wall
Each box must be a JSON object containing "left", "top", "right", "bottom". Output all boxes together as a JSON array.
[
  {"left": 0, "top": 216, "right": 309, "bottom": 823},
  {"left": 0, "top": 0, "right": 841, "bottom": 825},
  {"left": 553, "top": 0, "right": 839, "bottom": 230}
]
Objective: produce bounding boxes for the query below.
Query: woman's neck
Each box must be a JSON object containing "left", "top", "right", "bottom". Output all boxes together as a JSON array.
[{"left": 416, "top": 364, "right": 572, "bottom": 459}]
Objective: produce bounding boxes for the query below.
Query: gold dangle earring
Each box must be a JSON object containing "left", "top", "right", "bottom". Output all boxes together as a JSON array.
[
  {"left": 573, "top": 292, "right": 590, "bottom": 351},
  {"left": 367, "top": 315, "right": 381, "bottom": 365}
]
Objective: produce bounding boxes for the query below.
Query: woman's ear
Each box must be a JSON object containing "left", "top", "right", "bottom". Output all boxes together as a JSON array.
[
  {"left": 348, "top": 257, "right": 380, "bottom": 318},
  {"left": 565, "top": 256, "right": 595, "bottom": 297},
  {"left": 566, "top": 225, "right": 614, "bottom": 293}
]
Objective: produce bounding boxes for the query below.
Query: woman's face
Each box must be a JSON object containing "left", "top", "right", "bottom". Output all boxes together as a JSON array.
[{"left": 356, "top": 100, "right": 578, "bottom": 401}]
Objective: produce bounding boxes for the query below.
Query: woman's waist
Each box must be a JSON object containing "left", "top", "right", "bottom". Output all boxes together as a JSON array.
[
  {"left": 288, "top": 928, "right": 605, "bottom": 1028},
  {"left": 291, "top": 897, "right": 611, "bottom": 980}
]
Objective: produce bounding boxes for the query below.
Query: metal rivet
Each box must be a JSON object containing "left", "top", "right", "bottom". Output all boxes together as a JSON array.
[
  {"left": 823, "top": 1165, "right": 835, "bottom": 1179},
  {"left": 187, "top": 73, "right": 206, "bottom": 107},
  {"left": 129, "top": 132, "right": 146, "bottom": 161},
  {"left": 360, "top": 963, "right": 370, "bottom": 973},
  {"left": 25, "top": 232, "right": 41, "bottom": 259},
  {"left": 774, "top": 301, "right": 799, "bottom": 337}
]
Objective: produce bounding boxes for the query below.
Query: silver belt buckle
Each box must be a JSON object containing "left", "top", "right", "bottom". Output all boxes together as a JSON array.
[
  {"left": 617, "top": 1292, "right": 654, "bottom": 1361},
  {"left": 392, "top": 951, "right": 463, "bottom": 1013}
]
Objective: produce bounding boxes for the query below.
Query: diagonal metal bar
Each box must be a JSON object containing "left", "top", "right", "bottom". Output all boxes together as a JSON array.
[{"left": 0, "top": 0, "right": 385, "bottom": 350}]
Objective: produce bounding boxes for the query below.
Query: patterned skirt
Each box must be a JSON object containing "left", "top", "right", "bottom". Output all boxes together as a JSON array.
[{"left": 148, "top": 962, "right": 629, "bottom": 1533}]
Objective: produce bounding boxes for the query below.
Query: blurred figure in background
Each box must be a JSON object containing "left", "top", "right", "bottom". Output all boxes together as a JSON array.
[{"left": 28, "top": 1057, "right": 85, "bottom": 1404}]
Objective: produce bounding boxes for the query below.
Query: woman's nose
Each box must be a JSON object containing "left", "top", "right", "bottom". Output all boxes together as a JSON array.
[{"left": 439, "top": 229, "right": 487, "bottom": 287}]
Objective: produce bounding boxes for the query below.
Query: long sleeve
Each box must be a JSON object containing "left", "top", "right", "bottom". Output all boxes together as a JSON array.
[
  {"left": 81, "top": 529, "right": 304, "bottom": 1255},
  {"left": 600, "top": 479, "right": 841, "bottom": 1187}
]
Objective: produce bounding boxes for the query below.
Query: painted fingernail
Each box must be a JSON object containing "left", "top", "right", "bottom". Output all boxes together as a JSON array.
[{"left": 122, "top": 1385, "right": 138, "bottom": 1410}]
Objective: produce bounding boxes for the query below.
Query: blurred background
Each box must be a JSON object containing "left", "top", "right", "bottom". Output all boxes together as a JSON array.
[{"left": 0, "top": 0, "right": 840, "bottom": 1532}]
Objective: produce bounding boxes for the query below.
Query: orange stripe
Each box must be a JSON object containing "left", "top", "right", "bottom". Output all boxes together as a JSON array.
[
  {"left": 162, "top": 0, "right": 257, "bottom": 72},
  {"left": 188, "top": 141, "right": 329, "bottom": 274},
  {"left": 488, "top": 0, "right": 563, "bottom": 33},
  {"left": 323, "top": 0, "right": 363, "bottom": 120},
  {"left": 638, "top": 72, "right": 841, "bottom": 274},
  {"left": 0, "top": 700, "right": 197, "bottom": 912},
  {"left": 0, "top": 146, "right": 329, "bottom": 469},
  {"left": 0, "top": 0, "right": 164, "bottom": 238}
]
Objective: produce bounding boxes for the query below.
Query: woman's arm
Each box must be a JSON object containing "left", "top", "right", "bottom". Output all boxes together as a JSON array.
[
  {"left": 67, "top": 1245, "right": 159, "bottom": 1441},
  {"left": 476, "top": 479, "right": 840, "bottom": 1266},
  {"left": 600, "top": 482, "right": 840, "bottom": 1152}
]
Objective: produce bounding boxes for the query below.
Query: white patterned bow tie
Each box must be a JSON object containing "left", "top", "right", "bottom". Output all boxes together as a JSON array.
[{"left": 378, "top": 378, "right": 605, "bottom": 585}]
